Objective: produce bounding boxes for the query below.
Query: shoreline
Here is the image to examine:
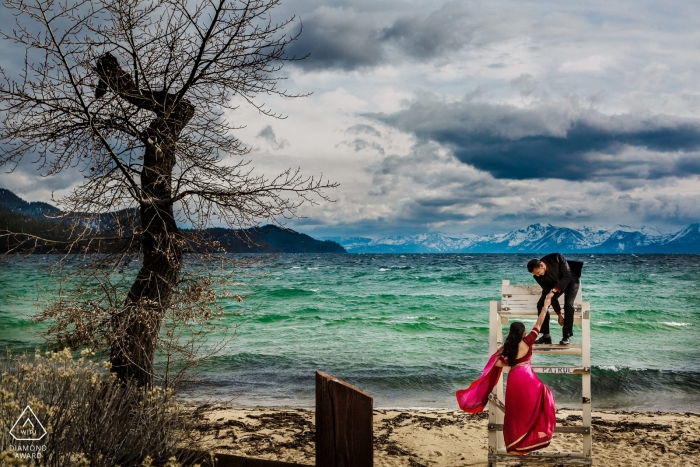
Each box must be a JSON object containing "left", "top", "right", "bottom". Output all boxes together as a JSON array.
[
  {"left": 178, "top": 392, "right": 700, "bottom": 414},
  {"left": 190, "top": 405, "right": 700, "bottom": 466}
]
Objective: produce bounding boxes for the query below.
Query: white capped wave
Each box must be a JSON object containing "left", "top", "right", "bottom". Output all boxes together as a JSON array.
[
  {"left": 662, "top": 322, "right": 691, "bottom": 327},
  {"left": 379, "top": 268, "right": 390, "bottom": 272},
  {"left": 597, "top": 365, "right": 644, "bottom": 372}
]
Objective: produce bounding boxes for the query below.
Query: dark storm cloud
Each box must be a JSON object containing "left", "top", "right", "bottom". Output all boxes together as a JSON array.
[
  {"left": 346, "top": 124, "right": 381, "bottom": 137},
  {"left": 256, "top": 125, "right": 288, "bottom": 150},
  {"left": 338, "top": 138, "right": 384, "bottom": 155},
  {"left": 379, "top": 2, "right": 474, "bottom": 59},
  {"left": 367, "top": 94, "right": 700, "bottom": 181},
  {"left": 286, "top": 7, "right": 385, "bottom": 71},
  {"left": 287, "top": 2, "right": 490, "bottom": 71}
]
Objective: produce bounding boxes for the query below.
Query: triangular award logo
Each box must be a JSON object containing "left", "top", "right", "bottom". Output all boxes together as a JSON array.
[{"left": 9, "top": 405, "right": 47, "bottom": 441}]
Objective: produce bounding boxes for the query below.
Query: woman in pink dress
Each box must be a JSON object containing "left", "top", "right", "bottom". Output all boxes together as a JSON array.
[{"left": 456, "top": 299, "right": 556, "bottom": 455}]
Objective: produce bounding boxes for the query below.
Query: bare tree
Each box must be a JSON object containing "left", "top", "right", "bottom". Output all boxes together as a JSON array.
[{"left": 0, "top": 0, "right": 335, "bottom": 387}]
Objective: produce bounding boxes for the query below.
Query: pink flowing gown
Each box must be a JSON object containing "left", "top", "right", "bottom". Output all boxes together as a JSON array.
[{"left": 456, "top": 326, "right": 556, "bottom": 455}]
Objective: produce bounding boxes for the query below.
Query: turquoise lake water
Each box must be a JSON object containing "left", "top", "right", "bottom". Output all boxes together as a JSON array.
[{"left": 1, "top": 254, "right": 699, "bottom": 412}]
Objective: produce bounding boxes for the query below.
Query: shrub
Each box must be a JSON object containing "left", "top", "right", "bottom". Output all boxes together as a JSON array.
[{"left": 0, "top": 349, "right": 201, "bottom": 466}]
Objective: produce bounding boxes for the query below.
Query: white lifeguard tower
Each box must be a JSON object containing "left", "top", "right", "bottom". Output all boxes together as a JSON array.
[{"left": 487, "top": 279, "right": 592, "bottom": 466}]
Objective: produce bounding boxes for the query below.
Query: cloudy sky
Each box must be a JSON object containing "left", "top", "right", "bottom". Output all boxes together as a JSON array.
[{"left": 3, "top": 0, "right": 700, "bottom": 237}]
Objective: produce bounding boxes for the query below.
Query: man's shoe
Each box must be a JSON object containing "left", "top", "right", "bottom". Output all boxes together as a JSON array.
[
  {"left": 534, "top": 335, "right": 552, "bottom": 345},
  {"left": 559, "top": 338, "right": 571, "bottom": 345}
]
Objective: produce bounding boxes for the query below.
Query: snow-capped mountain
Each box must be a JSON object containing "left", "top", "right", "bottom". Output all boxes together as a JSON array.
[
  {"left": 324, "top": 223, "right": 700, "bottom": 253},
  {"left": 661, "top": 223, "right": 700, "bottom": 252},
  {"left": 321, "top": 233, "right": 475, "bottom": 253}
]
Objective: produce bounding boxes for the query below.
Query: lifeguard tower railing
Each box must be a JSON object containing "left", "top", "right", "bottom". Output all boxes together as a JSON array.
[{"left": 488, "top": 279, "right": 592, "bottom": 466}]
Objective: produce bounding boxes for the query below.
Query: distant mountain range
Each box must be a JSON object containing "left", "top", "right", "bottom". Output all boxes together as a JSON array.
[
  {"left": 0, "top": 188, "right": 345, "bottom": 254},
  {"left": 323, "top": 223, "right": 700, "bottom": 254},
  {"left": 3, "top": 188, "right": 699, "bottom": 254},
  {"left": 192, "top": 226, "right": 345, "bottom": 254},
  {"left": 0, "top": 188, "right": 61, "bottom": 217}
]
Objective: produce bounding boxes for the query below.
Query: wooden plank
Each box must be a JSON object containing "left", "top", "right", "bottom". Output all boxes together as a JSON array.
[
  {"left": 503, "top": 366, "right": 590, "bottom": 375},
  {"left": 489, "top": 453, "right": 592, "bottom": 465},
  {"left": 496, "top": 449, "right": 587, "bottom": 458},
  {"left": 499, "top": 315, "right": 583, "bottom": 326},
  {"left": 315, "top": 371, "right": 373, "bottom": 467},
  {"left": 501, "top": 280, "right": 583, "bottom": 314},
  {"left": 501, "top": 303, "right": 583, "bottom": 312},
  {"left": 496, "top": 342, "right": 583, "bottom": 349},
  {"left": 179, "top": 449, "right": 310, "bottom": 467},
  {"left": 502, "top": 290, "right": 580, "bottom": 300},
  {"left": 488, "top": 424, "right": 591, "bottom": 434},
  {"left": 502, "top": 282, "right": 583, "bottom": 301},
  {"left": 501, "top": 298, "right": 582, "bottom": 304},
  {"left": 495, "top": 342, "right": 583, "bottom": 355},
  {"left": 498, "top": 309, "right": 583, "bottom": 317}
]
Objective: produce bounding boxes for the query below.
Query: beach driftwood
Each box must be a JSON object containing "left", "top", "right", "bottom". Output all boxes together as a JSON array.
[{"left": 316, "top": 370, "right": 373, "bottom": 467}]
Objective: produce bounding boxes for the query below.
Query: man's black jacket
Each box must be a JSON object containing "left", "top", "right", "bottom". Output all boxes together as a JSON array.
[{"left": 534, "top": 253, "right": 583, "bottom": 293}]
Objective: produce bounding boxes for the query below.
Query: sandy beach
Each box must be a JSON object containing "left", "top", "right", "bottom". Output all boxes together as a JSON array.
[{"left": 191, "top": 405, "right": 700, "bottom": 466}]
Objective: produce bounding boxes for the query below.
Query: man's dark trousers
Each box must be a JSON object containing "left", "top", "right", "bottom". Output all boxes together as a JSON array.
[{"left": 537, "top": 278, "right": 580, "bottom": 338}]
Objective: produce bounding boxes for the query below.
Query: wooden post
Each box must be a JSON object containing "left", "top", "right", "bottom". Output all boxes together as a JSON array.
[
  {"left": 488, "top": 300, "right": 499, "bottom": 467},
  {"left": 581, "top": 302, "right": 592, "bottom": 459},
  {"left": 488, "top": 299, "right": 507, "bottom": 466},
  {"left": 495, "top": 302, "right": 505, "bottom": 452},
  {"left": 315, "top": 371, "right": 373, "bottom": 467}
]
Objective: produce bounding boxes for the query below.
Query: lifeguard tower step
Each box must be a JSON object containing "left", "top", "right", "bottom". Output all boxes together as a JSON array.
[
  {"left": 488, "top": 424, "right": 591, "bottom": 434},
  {"left": 490, "top": 451, "right": 593, "bottom": 465},
  {"left": 495, "top": 342, "right": 583, "bottom": 354}
]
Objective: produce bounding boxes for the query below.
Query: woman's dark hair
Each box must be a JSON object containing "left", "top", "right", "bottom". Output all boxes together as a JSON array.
[
  {"left": 527, "top": 259, "right": 542, "bottom": 273},
  {"left": 503, "top": 322, "right": 526, "bottom": 365}
]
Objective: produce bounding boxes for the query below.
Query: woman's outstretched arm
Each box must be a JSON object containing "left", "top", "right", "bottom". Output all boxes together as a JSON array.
[{"left": 534, "top": 296, "right": 551, "bottom": 330}]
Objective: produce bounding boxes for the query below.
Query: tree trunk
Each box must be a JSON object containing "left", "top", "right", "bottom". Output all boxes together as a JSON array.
[
  {"left": 109, "top": 134, "right": 179, "bottom": 386},
  {"left": 102, "top": 64, "right": 195, "bottom": 385}
]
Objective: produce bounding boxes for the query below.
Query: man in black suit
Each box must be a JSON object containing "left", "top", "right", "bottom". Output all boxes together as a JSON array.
[{"left": 527, "top": 253, "right": 583, "bottom": 345}]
